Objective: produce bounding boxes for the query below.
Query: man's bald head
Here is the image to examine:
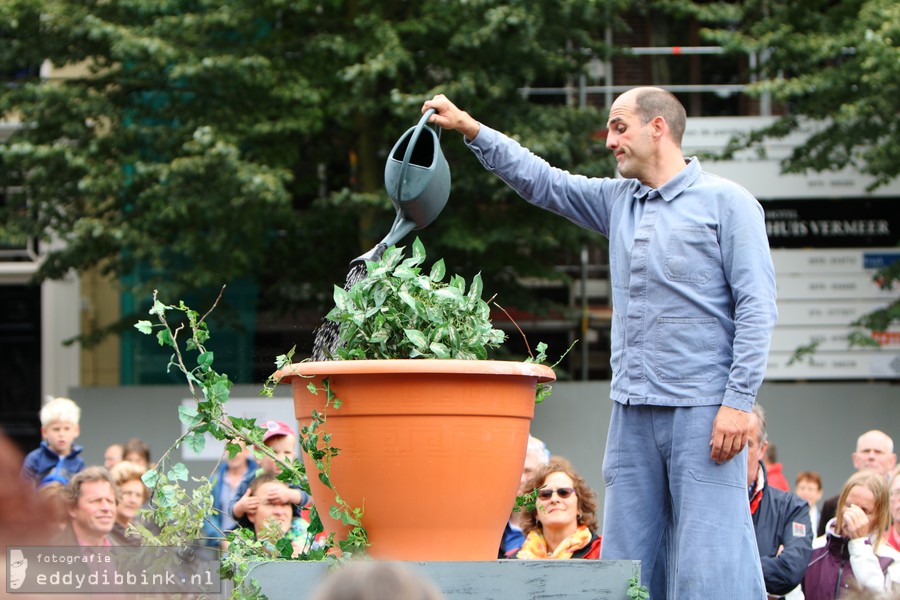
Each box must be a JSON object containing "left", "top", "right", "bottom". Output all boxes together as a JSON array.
[
  {"left": 614, "top": 86, "right": 687, "bottom": 147},
  {"left": 852, "top": 430, "right": 896, "bottom": 477}
]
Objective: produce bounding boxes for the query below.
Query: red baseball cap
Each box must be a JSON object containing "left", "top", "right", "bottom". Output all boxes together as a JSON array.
[{"left": 261, "top": 420, "right": 294, "bottom": 443}]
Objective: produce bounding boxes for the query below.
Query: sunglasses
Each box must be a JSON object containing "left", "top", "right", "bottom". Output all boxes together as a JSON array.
[{"left": 537, "top": 487, "right": 576, "bottom": 501}]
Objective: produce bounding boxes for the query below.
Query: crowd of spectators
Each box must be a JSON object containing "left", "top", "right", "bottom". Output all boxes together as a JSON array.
[{"left": 7, "top": 395, "right": 900, "bottom": 599}]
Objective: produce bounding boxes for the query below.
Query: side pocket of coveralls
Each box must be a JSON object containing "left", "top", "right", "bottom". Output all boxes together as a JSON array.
[
  {"left": 655, "top": 317, "right": 718, "bottom": 383},
  {"left": 687, "top": 406, "right": 746, "bottom": 488}
]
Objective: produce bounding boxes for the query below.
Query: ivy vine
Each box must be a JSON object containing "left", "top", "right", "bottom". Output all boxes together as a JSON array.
[{"left": 135, "top": 290, "right": 363, "bottom": 599}]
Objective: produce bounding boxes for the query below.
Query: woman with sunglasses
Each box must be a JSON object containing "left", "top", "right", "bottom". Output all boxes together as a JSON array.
[{"left": 515, "top": 460, "right": 601, "bottom": 560}]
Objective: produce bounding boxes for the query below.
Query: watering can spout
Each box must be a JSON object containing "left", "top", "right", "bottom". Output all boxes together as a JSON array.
[
  {"left": 349, "top": 214, "right": 417, "bottom": 266},
  {"left": 350, "top": 242, "right": 388, "bottom": 267}
]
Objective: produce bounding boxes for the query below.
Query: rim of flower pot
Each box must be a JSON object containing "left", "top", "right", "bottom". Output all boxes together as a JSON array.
[{"left": 274, "top": 359, "right": 556, "bottom": 382}]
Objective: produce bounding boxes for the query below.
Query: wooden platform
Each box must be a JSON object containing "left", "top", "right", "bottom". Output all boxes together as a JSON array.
[{"left": 248, "top": 559, "right": 641, "bottom": 599}]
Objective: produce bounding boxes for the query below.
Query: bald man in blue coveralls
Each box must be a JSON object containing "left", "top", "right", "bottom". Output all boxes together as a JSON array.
[{"left": 424, "top": 88, "right": 777, "bottom": 599}]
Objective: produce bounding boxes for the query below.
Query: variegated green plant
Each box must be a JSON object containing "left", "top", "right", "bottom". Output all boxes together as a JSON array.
[{"left": 326, "top": 237, "right": 507, "bottom": 360}]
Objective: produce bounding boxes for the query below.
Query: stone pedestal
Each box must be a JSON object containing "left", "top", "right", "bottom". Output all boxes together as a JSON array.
[{"left": 248, "top": 559, "right": 641, "bottom": 599}]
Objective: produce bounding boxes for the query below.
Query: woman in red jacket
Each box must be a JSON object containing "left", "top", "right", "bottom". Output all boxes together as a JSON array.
[{"left": 516, "top": 459, "right": 601, "bottom": 560}]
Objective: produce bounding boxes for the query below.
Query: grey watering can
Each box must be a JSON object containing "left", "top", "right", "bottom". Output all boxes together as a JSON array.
[{"left": 352, "top": 108, "right": 451, "bottom": 264}]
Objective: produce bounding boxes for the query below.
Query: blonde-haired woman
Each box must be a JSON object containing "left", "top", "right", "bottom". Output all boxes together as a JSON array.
[
  {"left": 109, "top": 460, "right": 149, "bottom": 546},
  {"left": 801, "top": 470, "right": 900, "bottom": 598}
]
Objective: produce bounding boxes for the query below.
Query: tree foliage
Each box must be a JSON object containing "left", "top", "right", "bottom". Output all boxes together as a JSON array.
[
  {"left": 666, "top": 0, "right": 900, "bottom": 190},
  {"left": 663, "top": 0, "right": 900, "bottom": 345},
  {"left": 0, "top": 0, "right": 618, "bottom": 346}
]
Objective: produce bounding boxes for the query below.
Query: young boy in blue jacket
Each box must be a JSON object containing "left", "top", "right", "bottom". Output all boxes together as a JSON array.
[{"left": 21, "top": 397, "right": 85, "bottom": 486}]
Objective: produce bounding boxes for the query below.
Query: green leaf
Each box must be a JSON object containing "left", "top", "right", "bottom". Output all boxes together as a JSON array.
[
  {"left": 142, "top": 469, "right": 159, "bottom": 488},
  {"left": 210, "top": 378, "right": 231, "bottom": 402},
  {"left": 156, "top": 484, "right": 177, "bottom": 508},
  {"left": 273, "top": 346, "right": 295, "bottom": 369},
  {"left": 168, "top": 462, "right": 189, "bottom": 482},
  {"left": 398, "top": 290, "right": 419, "bottom": 312},
  {"left": 184, "top": 431, "right": 207, "bottom": 454},
  {"left": 393, "top": 266, "right": 417, "bottom": 280},
  {"left": 373, "top": 284, "right": 389, "bottom": 308},
  {"left": 134, "top": 320, "right": 153, "bottom": 335},
  {"left": 429, "top": 258, "right": 446, "bottom": 282},
  {"left": 149, "top": 301, "right": 167, "bottom": 316},
  {"left": 429, "top": 342, "right": 451, "bottom": 358},
  {"left": 225, "top": 441, "right": 242, "bottom": 459},
  {"left": 337, "top": 508, "right": 358, "bottom": 526},
  {"left": 275, "top": 537, "right": 294, "bottom": 559},
  {"left": 178, "top": 405, "right": 202, "bottom": 428},
  {"left": 156, "top": 329, "right": 174, "bottom": 347},
  {"left": 229, "top": 416, "right": 249, "bottom": 430},
  {"left": 411, "top": 236, "right": 426, "bottom": 261},
  {"left": 369, "top": 328, "right": 389, "bottom": 343},
  {"left": 449, "top": 274, "right": 466, "bottom": 292},
  {"left": 435, "top": 287, "right": 464, "bottom": 302},
  {"left": 404, "top": 329, "right": 428, "bottom": 349},
  {"left": 332, "top": 285, "right": 351, "bottom": 312},
  {"left": 468, "top": 272, "right": 485, "bottom": 304},
  {"left": 198, "top": 351, "right": 214, "bottom": 367}
]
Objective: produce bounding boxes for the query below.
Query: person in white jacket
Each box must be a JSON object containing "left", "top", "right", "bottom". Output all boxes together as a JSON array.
[{"left": 800, "top": 470, "right": 900, "bottom": 599}]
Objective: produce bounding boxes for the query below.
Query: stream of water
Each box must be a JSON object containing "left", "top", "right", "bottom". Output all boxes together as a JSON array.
[{"left": 310, "top": 260, "right": 371, "bottom": 361}]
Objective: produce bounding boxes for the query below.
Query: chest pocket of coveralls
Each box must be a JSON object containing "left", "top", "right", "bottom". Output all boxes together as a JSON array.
[{"left": 664, "top": 225, "right": 717, "bottom": 285}]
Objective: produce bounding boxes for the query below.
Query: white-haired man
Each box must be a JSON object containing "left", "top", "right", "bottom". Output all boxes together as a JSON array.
[
  {"left": 817, "top": 430, "right": 896, "bottom": 537},
  {"left": 499, "top": 435, "right": 550, "bottom": 558}
]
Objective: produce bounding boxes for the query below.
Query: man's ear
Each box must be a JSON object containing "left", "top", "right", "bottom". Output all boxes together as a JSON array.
[{"left": 651, "top": 115, "right": 667, "bottom": 140}]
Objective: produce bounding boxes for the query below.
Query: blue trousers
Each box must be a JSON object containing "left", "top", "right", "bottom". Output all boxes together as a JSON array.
[{"left": 599, "top": 403, "right": 765, "bottom": 600}]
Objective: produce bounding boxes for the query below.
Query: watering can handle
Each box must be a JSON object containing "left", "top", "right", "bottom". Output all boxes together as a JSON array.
[{"left": 395, "top": 108, "right": 438, "bottom": 205}]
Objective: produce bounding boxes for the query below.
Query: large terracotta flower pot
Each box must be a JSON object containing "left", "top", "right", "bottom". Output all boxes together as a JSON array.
[{"left": 276, "top": 359, "right": 556, "bottom": 561}]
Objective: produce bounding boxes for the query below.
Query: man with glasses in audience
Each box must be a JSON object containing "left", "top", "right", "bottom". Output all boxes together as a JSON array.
[{"left": 747, "top": 405, "right": 812, "bottom": 599}]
